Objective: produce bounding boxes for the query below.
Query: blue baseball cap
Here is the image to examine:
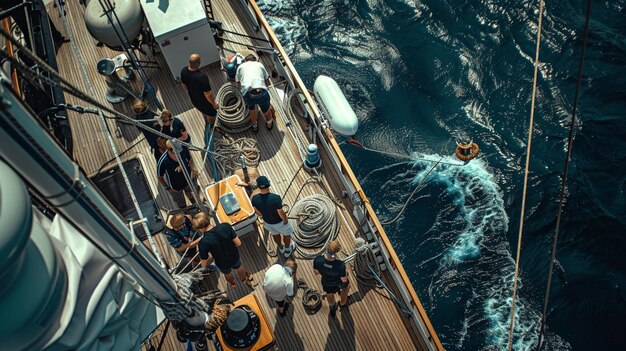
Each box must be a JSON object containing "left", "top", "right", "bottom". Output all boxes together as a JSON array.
[{"left": 257, "top": 176, "right": 270, "bottom": 189}]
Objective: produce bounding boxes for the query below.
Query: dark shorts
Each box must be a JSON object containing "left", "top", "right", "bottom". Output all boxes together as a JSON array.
[
  {"left": 217, "top": 257, "right": 242, "bottom": 274},
  {"left": 276, "top": 299, "right": 286, "bottom": 308},
  {"left": 170, "top": 183, "right": 197, "bottom": 209},
  {"left": 322, "top": 280, "right": 349, "bottom": 294},
  {"left": 194, "top": 103, "right": 217, "bottom": 118},
  {"left": 244, "top": 89, "right": 270, "bottom": 113}
]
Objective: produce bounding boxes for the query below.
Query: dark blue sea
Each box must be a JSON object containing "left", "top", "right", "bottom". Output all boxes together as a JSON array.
[{"left": 259, "top": 0, "right": 626, "bottom": 349}]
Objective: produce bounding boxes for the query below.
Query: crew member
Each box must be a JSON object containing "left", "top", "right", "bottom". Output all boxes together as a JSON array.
[
  {"left": 235, "top": 51, "right": 275, "bottom": 132},
  {"left": 313, "top": 240, "right": 351, "bottom": 318}
]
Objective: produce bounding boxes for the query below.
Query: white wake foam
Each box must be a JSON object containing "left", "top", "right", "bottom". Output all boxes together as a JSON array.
[
  {"left": 413, "top": 154, "right": 569, "bottom": 350},
  {"left": 412, "top": 155, "right": 508, "bottom": 262}
]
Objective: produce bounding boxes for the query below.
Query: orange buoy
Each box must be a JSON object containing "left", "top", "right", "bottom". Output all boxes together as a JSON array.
[{"left": 455, "top": 141, "right": 480, "bottom": 162}]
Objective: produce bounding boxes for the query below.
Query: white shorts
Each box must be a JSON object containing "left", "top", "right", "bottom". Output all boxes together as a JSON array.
[{"left": 264, "top": 221, "right": 293, "bottom": 236}]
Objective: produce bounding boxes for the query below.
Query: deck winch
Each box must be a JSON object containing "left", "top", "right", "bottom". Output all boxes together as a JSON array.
[
  {"left": 216, "top": 294, "right": 275, "bottom": 351},
  {"left": 313, "top": 75, "right": 359, "bottom": 137},
  {"left": 303, "top": 144, "right": 322, "bottom": 171},
  {"left": 97, "top": 54, "right": 134, "bottom": 104}
]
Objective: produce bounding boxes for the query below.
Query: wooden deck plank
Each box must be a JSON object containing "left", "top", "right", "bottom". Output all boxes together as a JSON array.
[{"left": 47, "top": 1, "right": 429, "bottom": 350}]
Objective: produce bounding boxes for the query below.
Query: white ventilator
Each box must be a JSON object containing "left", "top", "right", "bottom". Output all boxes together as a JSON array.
[{"left": 313, "top": 75, "right": 359, "bottom": 137}]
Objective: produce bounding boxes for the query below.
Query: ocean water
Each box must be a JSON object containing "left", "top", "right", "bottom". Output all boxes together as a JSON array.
[{"left": 258, "top": 0, "right": 626, "bottom": 350}]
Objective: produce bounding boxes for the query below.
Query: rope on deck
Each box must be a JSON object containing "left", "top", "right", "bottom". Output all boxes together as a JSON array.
[
  {"left": 215, "top": 83, "right": 252, "bottom": 133},
  {"left": 161, "top": 271, "right": 230, "bottom": 332},
  {"left": 352, "top": 237, "right": 382, "bottom": 287},
  {"left": 213, "top": 136, "right": 260, "bottom": 177},
  {"left": 289, "top": 194, "right": 339, "bottom": 259}
]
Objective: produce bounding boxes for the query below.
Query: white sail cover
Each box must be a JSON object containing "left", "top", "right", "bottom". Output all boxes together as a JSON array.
[{"left": 39, "top": 211, "right": 164, "bottom": 351}]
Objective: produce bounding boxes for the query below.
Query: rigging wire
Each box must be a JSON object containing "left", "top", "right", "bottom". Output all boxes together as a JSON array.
[
  {"left": 380, "top": 158, "right": 441, "bottom": 225},
  {"left": 52, "top": 0, "right": 165, "bottom": 267},
  {"left": 535, "top": 0, "right": 594, "bottom": 349},
  {"left": 380, "top": 139, "right": 452, "bottom": 225},
  {"left": 508, "top": 0, "right": 545, "bottom": 349},
  {"left": 270, "top": 85, "right": 309, "bottom": 160},
  {"left": 344, "top": 141, "right": 465, "bottom": 166},
  {"left": 0, "top": 28, "right": 225, "bottom": 159}
]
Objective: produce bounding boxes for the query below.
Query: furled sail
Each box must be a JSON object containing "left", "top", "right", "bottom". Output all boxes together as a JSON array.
[{"left": 0, "top": 160, "right": 163, "bottom": 350}]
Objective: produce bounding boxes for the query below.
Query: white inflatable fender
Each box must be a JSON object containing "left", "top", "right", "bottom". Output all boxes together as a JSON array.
[{"left": 313, "top": 75, "right": 359, "bottom": 137}]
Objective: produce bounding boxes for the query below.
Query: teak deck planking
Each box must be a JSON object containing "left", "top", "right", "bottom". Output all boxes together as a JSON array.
[{"left": 46, "top": 0, "right": 428, "bottom": 350}]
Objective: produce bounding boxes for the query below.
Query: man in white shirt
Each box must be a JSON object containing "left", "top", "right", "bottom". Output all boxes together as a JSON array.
[
  {"left": 235, "top": 52, "right": 275, "bottom": 132},
  {"left": 263, "top": 259, "right": 297, "bottom": 316}
]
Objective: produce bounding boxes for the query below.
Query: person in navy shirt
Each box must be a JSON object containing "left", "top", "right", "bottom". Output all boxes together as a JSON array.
[
  {"left": 251, "top": 176, "right": 295, "bottom": 258},
  {"left": 192, "top": 212, "right": 255, "bottom": 289},
  {"left": 157, "top": 140, "right": 197, "bottom": 209},
  {"left": 313, "top": 240, "right": 351, "bottom": 318},
  {"left": 164, "top": 213, "right": 201, "bottom": 273},
  {"left": 132, "top": 99, "right": 161, "bottom": 161},
  {"left": 165, "top": 213, "right": 200, "bottom": 255},
  {"left": 159, "top": 109, "right": 190, "bottom": 144},
  {"left": 180, "top": 54, "right": 219, "bottom": 126}
]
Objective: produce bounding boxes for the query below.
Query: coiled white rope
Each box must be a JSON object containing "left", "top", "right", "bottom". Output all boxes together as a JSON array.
[
  {"left": 215, "top": 83, "right": 251, "bottom": 133},
  {"left": 289, "top": 194, "right": 339, "bottom": 259}
]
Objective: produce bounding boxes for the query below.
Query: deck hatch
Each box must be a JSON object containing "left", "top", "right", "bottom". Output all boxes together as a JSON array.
[{"left": 90, "top": 158, "right": 163, "bottom": 240}]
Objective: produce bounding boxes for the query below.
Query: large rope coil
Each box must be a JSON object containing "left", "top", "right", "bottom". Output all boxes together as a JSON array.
[
  {"left": 290, "top": 194, "right": 339, "bottom": 259},
  {"left": 160, "top": 271, "right": 231, "bottom": 332},
  {"left": 214, "top": 136, "right": 260, "bottom": 176},
  {"left": 352, "top": 237, "right": 382, "bottom": 287},
  {"left": 216, "top": 83, "right": 251, "bottom": 133}
]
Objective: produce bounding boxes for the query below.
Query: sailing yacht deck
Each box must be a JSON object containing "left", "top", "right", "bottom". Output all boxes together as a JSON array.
[{"left": 47, "top": 1, "right": 433, "bottom": 350}]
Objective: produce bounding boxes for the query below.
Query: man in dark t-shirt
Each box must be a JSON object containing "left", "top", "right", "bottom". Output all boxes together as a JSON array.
[
  {"left": 159, "top": 109, "right": 190, "bottom": 144},
  {"left": 157, "top": 140, "right": 197, "bottom": 209},
  {"left": 132, "top": 99, "right": 161, "bottom": 161},
  {"left": 313, "top": 240, "right": 351, "bottom": 318},
  {"left": 180, "top": 54, "right": 220, "bottom": 126},
  {"left": 251, "top": 176, "right": 295, "bottom": 258},
  {"left": 192, "top": 212, "right": 255, "bottom": 289}
]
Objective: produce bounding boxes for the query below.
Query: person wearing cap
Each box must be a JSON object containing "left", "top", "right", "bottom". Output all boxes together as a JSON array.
[
  {"left": 235, "top": 52, "right": 275, "bottom": 132},
  {"left": 263, "top": 259, "right": 298, "bottom": 316},
  {"left": 164, "top": 213, "right": 202, "bottom": 273},
  {"left": 180, "top": 54, "right": 220, "bottom": 127},
  {"left": 313, "top": 240, "right": 351, "bottom": 318},
  {"left": 157, "top": 140, "right": 199, "bottom": 209},
  {"left": 251, "top": 176, "right": 296, "bottom": 258},
  {"left": 192, "top": 212, "right": 255, "bottom": 289}
]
